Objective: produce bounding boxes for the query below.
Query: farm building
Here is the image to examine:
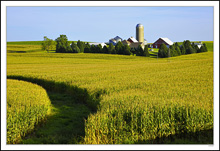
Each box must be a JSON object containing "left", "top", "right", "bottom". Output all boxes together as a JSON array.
[
  {"left": 109, "top": 36, "right": 123, "bottom": 46},
  {"left": 121, "top": 37, "right": 145, "bottom": 49},
  {"left": 130, "top": 42, "right": 145, "bottom": 50},
  {"left": 121, "top": 40, "right": 131, "bottom": 45},
  {"left": 108, "top": 24, "right": 147, "bottom": 49},
  {"left": 152, "top": 37, "right": 173, "bottom": 48},
  {"left": 89, "top": 42, "right": 107, "bottom": 48},
  {"left": 109, "top": 38, "right": 116, "bottom": 45},
  {"left": 148, "top": 44, "right": 152, "bottom": 48},
  {"left": 192, "top": 41, "right": 203, "bottom": 48},
  {"left": 143, "top": 39, "right": 148, "bottom": 45},
  {"left": 127, "top": 36, "right": 138, "bottom": 43}
]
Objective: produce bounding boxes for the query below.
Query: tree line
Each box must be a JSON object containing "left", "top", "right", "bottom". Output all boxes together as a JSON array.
[
  {"left": 42, "top": 35, "right": 150, "bottom": 57},
  {"left": 158, "top": 40, "right": 208, "bottom": 58}
]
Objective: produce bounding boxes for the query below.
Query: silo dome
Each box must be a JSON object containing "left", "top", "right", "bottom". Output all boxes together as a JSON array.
[{"left": 136, "top": 23, "right": 144, "bottom": 28}]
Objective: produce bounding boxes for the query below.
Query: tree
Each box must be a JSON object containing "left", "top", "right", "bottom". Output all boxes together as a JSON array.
[
  {"left": 180, "top": 45, "right": 186, "bottom": 55},
  {"left": 203, "top": 43, "right": 208, "bottom": 52},
  {"left": 136, "top": 45, "right": 144, "bottom": 56},
  {"left": 115, "top": 41, "right": 124, "bottom": 54},
  {"left": 71, "top": 42, "right": 80, "bottom": 53},
  {"left": 90, "top": 45, "right": 96, "bottom": 53},
  {"left": 108, "top": 43, "right": 115, "bottom": 54},
  {"left": 130, "top": 47, "right": 136, "bottom": 56},
  {"left": 123, "top": 44, "right": 131, "bottom": 55},
  {"left": 175, "top": 46, "right": 181, "bottom": 56},
  {"left": 193, "top": 45, "right": 199, "bottom": 53},
  {"left": 55, "top": 35, "right": 71, "bottom": 53},
  {"left": 174, "top": 42, "right": 180, "bottom": 48},
  {"left": 183, "top": 40, "right": 195, "bottom": 54},
  {"left": 158, "top": 43, "right": 169, "bottom": 58},
  {"left": 183, "top": 40, "right": 191, "bottom": 50},
  {"left": 77, "top": 40, "right": 85, "bottom": 53},
  {"left": 111, "top": 48, "right": 116, "bottom": 54},
  {"left": 186, "top": 46, "right": 195, "bottom": 54},
  {"left": 169, "top": 45, "right": 176, "bottom": 57},
  {"left": 143, "top": 45, "right": 150, "bottom": 57},
  {"left": 84, "top": 43, "right": 91, "bottom": 53},
  {"left": 96, "top": 44, "right": 102, "bottom": 53},
  {"left": 102, "top": 45, "right": 108, "bottom": 54},
  {"left": 199, "top": 45, "right": 206, "bottom": 52},
  {"left": 191, "top": 42, "right": 199, "bottom": 53},
  {"left": 42, "top": 36, "right": 54, "bottom": 53}
]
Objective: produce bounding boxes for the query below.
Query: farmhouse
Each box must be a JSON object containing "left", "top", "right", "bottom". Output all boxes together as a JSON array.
[{"left": 152, "top": 37, "right": 173, "bottom": 48}]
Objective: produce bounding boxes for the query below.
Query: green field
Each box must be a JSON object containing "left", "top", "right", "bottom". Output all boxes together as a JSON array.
[{"left": 6, "top": 41, "right": 214, "bottom": 144}]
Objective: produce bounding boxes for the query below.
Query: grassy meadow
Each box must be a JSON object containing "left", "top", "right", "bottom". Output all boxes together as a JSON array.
[{"left": 6, "top": 41, "right": 214, "bottom": 144}]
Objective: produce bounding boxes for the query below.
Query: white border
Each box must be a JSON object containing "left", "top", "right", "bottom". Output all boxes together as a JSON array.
[
  {"left": 0, "top": 1, "right": 219, "bottom": 7},
  {"left": 1, "top": 1, "right": 219, "bottom": 150}
]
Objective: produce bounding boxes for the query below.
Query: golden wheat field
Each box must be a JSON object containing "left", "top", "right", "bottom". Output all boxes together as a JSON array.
[{"left": 7, "top": 43, "right": 213, "bottom": 144}]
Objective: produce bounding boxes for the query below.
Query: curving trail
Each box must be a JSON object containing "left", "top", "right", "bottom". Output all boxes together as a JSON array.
[
  {"left": 22, "top": 92, "right": 91, "bottom": 144},
  {"left": 7, "top": 76, "right": 98, "bottom": 144}
]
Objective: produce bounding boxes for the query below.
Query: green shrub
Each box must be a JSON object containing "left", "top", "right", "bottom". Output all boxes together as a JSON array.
[
  {"left": 71, "top": 42, "right": 80, "bottom": 53},
  {"left": 158, "top": 43, "right": 168, "bottom": 58}
]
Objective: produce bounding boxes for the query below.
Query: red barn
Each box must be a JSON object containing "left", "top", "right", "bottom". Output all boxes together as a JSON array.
[{"left": 152, "top": 38, "right": 173, "bottom": 48}]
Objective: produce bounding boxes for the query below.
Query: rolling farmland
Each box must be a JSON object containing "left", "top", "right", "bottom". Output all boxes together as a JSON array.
[{"left": 6, "top": 42, "right": 214, "bottom": 144}]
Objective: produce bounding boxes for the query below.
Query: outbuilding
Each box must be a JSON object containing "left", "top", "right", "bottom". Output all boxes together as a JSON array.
[
  {"left": 89, "top": 42, "right": 107, "bottom": 48},
  {"left": 109, "top": 36, "right": 123, "bottom": 46},
  {"left": 127, "top": 36, "right": 138, "bottom": 43},
  {"left": 192, "top": 41, "right": 203, "bottom": 49},
  {"left": 121, "top": 40, "right": 131, "bottom": 45},
  {"left": 152, "top": 37, "right": 173, "bottom": 48}
]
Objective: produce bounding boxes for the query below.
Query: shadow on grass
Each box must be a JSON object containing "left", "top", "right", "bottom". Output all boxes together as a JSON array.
[
  {"left": 7, "top": 51, "right": 27, "bottom": 53},
  {"left": 7, "top": 75, "right": 105, "bottom": 144},
  {"left": 7, "top": 50, "right": 44, "bottom": 53},
  {"left": 150, "top": 51, "right": 158, "bottom": 58},
  {"left": 135, "top": 129, "right": 213, "bottom": 144}
]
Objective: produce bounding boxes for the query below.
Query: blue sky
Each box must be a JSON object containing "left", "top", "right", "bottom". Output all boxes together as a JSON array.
[{"left": 7, "top": 6, "right": 213, "bottom": 43}]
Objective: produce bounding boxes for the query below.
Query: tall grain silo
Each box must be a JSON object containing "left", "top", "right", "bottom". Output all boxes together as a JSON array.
[{"left": 136, "top": 23, "right": 144, "bottom": 42}]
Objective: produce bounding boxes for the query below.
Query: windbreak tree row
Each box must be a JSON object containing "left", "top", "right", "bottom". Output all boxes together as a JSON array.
[
  {"left": 42, "top": 35, "right": 150, "bottom": 57},
  {"left": 158, "top": 40, "right": 208, "bottom": 58}
]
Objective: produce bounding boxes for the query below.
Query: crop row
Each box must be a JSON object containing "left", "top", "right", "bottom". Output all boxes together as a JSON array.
[{"left": 7, "top": 79, "right": 51, "bottom": 144}]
